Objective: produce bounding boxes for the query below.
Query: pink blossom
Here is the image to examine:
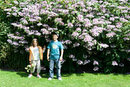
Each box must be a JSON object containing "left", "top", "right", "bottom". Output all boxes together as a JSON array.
[
  {"left": 83, "top": 34, "right": 93, "bottom": 42},
  {"left": 110, "top": 17, "right": 115, "bottom": 21},
  {"left": 43, "top": 24, "right": 49, "bottom": 28},
  {"left": 65, "top": 40, "right": 72, "bottom": 44},
  {"left": 116, "top": 22, "right": 122, "bottom": 28},
  {"left": 13, "top": 41, "right": 19, "bottom": 46},
  {"left": 83, "top": 60, "right": 90, "bottom": 65},
  {"left": 84, "top": 18, "right": 92, "bottom": 27},
  {"left": 13, "top": 1, "right": 18, "bottom": 4},
  {"left": 87, "top": 7, "right": 93, "bottom": 11},
  {"left": 7, "top": 39, "right": 12, "bottom": 44},
  {"left": 82, "top": 8, "right": 88, "bottom": 12},
  {"left": 99, "top": 43, "right": 109, "bottom": 48},
  {"left": 25, "top": 47, "right": 29, "bottom": 52},
  {"left": 121, "top": 10, "right": 128, "bottom": 13},
  {"left": 93, "top": 60, "right": 99, "bottom": 65},
  {"left": 37, "top": 23, "right": 42, "bottom": 26},
  {"left": 67, "top": 23, "right": 73, "bottom": 28},
  {"left": 11, "top": 6, "right": 17, "bottom": 10},
  {"left": 41, "top": 66, "right": 46, "bottom": 70},
  {"left": 125, "top": 15, "right": 130, "bottom": 19},
  {"left": 78, "top": 35, "right": 84, "bottom": 39},
  {"left": 71, "top": 11, "right": 78, "bottom": 14},
  {"left": 29, "top": 18, "right": 37, "bottom": 22},
  {"left": 93, "top": 66, "right": 99, "bottom": 71},
  {"left": 19, "top": 40, "right": 28, "bottom": 44},
  {"left": 112, "top": 61, "right": 118, "bottom": 66},
  {"left": 41, "top": 28, "right": 50, "bottom": 35},
  {"left": 82, "top": 29, "right": 87, "bottom": 33},
  {"left": 107, "top": 25, "right": 115, "bottom": 29},
  {"left": 55, "top": 18, "right": 62, "bottom": 22},
  {"left": 77, "top": 1, "right": 85, "bottom": 8},
  {"left": 18, "top": 12, "right": 24, "bottom": 16},
  {"left": 123, "top": 37, "right": 129, "bottom": 40},
  {"left": 77, "top": 60, "right": 83, "bottom": 65},
  {"left": 117, "top": 6, "right": 126, "bottom": 9},
  {"left": 12, "top": 13, "right": 17, "bottom": 16},
  {"left": 72, "top": 58, "right": 77, "bottom": 61},
  {"left": 72, "top": 32, "right": 79, "bottom": 37},
  {"left": 88, "top": 42, "right": 94, "bottom": 46},
  {"left": 106, "top": 32, "right": 116, "bottom": 38},
  {"left": 35, "top": 32, "right": 41, "bottom": 36},
  {"left": 77, "top": 14, "right": 84, "bottom": 22},
  {"left": 120, "top": 18, "right": 128, "bottom": 22},
  {"left": 8, "top": 34, "right": 24, "bottom": 40},
  {"left": 58, "top": 9, "right": 69, "bottom": 15},
  {"left": 73, "top": 42, "right": 80, "bottom": 47},
  {"left": 63, "top": 45, "right": 68, "bottom": 49},
  {"left": 4, "top": 8, "right": 11, "bottom": 12},
  {"left": 93, "top": 18, "right": 105, "bottom": 25},
  {"left": 69, "top": 54, "right": 75, "bottom": 58},
  {"left": 21, "top": 19, "right": 28, "bottom": 24},
  {"left": 75, "top": 23, "right": 82, "bottom": 27},
  {"left": 86, "top": 14, "right": 94, "bottom": 18},
  {"left": 76, "top": 28, "right": 81, "bottom": 32},
  {"left": 90, "top": 26, "right": 104, "bottom": 37},
  {"left": 34, "top": 16, "right": 42, "bottom": 20},
  {"left": 54, "top": 18, "right": 64, "bottom": 25},
  {"left": 100, "top": 5, "right": 106, "bottom": 13}
]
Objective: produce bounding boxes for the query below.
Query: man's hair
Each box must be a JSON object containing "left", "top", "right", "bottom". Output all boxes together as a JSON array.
[{"left": 51, "top": 32, "right": 59, "bottom": 37}]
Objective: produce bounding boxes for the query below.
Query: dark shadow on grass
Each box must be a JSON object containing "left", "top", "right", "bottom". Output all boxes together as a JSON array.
[
  {"left": 88, "top": 72, "right": 130, "bottom": 77},
  {"left": 41, "top": 73, "right": 49, "bottom": 78},
  {"left": 1, "top": 68, "right": 130, "bottom": 78},
  {"left": 16, "top": 71, "right": 49, "bottom": 78},
  {"left": 16, "top": 72, "right": 28, "bottom": 77}
]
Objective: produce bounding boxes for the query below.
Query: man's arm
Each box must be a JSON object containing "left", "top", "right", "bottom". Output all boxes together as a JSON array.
[
  {"left": 47, "top": 49, "right": 50, "bottom": 61},
  {"left": 60, "top": 49, "right": 64, "bottom": 61}
]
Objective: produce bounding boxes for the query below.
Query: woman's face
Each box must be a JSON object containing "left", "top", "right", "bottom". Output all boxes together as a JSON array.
[{"left": 33, "top": 40, "right": 37, "bottom": 47}]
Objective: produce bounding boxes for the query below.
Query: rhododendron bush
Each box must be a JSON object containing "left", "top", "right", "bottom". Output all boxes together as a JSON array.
[{"left": 4, "top": 0, "right": 130, "bottom": 73}]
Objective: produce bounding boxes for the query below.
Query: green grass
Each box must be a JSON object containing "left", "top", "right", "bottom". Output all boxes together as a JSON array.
[{"left": 0, "top": 70, "right": 130, "bottom": 87}]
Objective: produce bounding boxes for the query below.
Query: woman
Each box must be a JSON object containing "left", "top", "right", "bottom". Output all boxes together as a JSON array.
[{"left": 28, "top": 38, "right": 43, "bottom": 78}]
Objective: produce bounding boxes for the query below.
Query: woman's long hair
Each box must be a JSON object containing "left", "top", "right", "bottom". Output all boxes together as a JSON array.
[{"left": 31, "top": 38, "right": 39, "bottom": 47}]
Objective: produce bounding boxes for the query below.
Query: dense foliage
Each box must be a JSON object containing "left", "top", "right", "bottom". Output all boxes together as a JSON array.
[{"left": 0, "top": 0, "right": 130, "bottom": 73}]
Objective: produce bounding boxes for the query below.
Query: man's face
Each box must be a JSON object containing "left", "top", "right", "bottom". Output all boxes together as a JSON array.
[{"left": 52, "top": 34, "right": 58, "bottom": 41}]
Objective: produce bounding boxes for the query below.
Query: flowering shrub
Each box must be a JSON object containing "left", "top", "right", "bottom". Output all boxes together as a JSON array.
[
  {"left": 0, "top": 22, "right": 10, "bottom": 66},
  {"left": 0, "top": 8, "right": 12, "bottom": 67},
  {"left": 4, "top": 0, "right": 130, "bottom": 73}
]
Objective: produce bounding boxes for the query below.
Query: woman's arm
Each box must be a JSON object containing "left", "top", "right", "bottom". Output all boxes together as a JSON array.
[
  {"left": 42, "top": 45, "right": 46, "bottom": 53},
  {"left": 29, "top": 48, "right": 32, "bottom": 64},
  {"left": 38, "top": 46, "right": 43, "bottom": 60}
]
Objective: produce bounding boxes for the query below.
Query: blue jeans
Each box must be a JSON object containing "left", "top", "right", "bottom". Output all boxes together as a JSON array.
[{"left": 49, "top": 59, "right": 61, "bottom": 78}]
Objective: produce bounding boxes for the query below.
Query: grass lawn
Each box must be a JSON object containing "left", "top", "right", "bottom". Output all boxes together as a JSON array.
[{"left": 0, "top": 70, "right": 130, "bottom": 87}]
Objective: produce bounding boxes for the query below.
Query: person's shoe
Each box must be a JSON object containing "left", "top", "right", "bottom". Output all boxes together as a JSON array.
[
  {"left": 48, "top": 77, "right": 52, "bottom": 80},
  {"left": 37, "top": 75, "right": 42, "bottom": 78},
  {"left": 28, "top": 74, "right": 32, "bottom": 78},
  {"left": 58, "top": 77, "right": 62, "bottom": 81}
]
